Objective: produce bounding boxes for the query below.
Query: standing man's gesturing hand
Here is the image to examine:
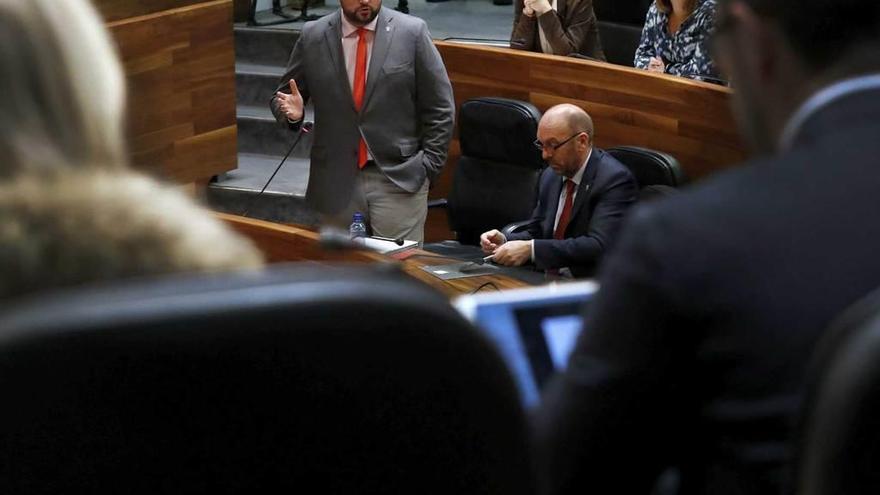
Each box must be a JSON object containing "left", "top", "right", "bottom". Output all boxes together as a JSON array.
[{"left": 276, "top": 79, "right": 304, "bottom": 122}]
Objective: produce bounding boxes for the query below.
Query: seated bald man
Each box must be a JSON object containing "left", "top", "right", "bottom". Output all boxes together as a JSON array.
[{"left": 480, "top": 104, "right": 637, "bottom": 278}]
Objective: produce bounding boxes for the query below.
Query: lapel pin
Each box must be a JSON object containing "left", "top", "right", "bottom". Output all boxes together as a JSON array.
[{"left": 386, "top": 26, "right": 391, "bottom": 32}]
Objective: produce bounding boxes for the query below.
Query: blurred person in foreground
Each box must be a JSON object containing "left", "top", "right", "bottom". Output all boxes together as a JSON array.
[
  {"left": 535, "top": 0, "right": 880, "bottom": 493},
  {"left": 0, "top": 0, "right": 263, "bottom": 302}
]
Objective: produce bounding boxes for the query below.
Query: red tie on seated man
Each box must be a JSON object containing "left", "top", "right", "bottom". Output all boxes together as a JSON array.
[{"left": 480, "top": 104, "right": 637, "bottom": 278}]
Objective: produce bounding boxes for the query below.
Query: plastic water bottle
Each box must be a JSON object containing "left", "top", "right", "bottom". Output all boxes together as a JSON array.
[{"left": 349, "top": 212, "right": 367, "bottom": 243}]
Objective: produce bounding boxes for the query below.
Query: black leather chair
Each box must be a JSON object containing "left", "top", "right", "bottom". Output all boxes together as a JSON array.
[
  {"left": 606, "top": 145, "right": 686, "bottom": 189},
  {"left": 0, "top": 265, "right": 533, "bottom": 494},
  {"left": 594, "top": 0, "right": 652, "bottom": 25},
  {"left": 795, "top": 286, "right": 880, "bottom": 495},
  {"left": 598, "top": 21, "right": 644, "bottom": 66},
  {"left": 426, "top": 97, "right": 544, "bottom": 259}
]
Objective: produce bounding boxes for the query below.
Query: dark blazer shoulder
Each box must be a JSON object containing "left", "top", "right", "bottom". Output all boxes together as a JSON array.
[{"left": 591, "top": 148, "right": 637, "bottom": 188}]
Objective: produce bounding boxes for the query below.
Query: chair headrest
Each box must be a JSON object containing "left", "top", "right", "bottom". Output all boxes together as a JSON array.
[
  {"left": 0, "top": 263, "right": 532, "bottom": 492},
  {"left": 459, "top": 97, "right": 544, "bottom": 169},
  {"left": 606, "top": 146, "right": 687, "bottom": 187},
  {"left": 797, "top": 286, "right": 880, "bottom": 494}
]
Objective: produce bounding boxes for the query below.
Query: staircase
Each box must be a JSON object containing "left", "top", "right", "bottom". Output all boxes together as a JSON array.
[{"left": 207, "top": 26, "right": 318, "bottom": 225}]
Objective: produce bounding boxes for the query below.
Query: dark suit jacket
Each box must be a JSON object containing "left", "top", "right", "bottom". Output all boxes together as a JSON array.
[
  {"left": 507, "top": 148, "right": 636, "bottom": 278},
  {"left": 510, "top": 0, "right": 606, "bottom": 60},
  {"left": 534, "top": 87, "right": 880, "bottom": 494}
]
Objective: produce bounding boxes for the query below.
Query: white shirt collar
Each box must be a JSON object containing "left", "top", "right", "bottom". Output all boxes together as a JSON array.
[
  {"left": 778, "top": 73, "right": 880, "bottom": 151},
  {"left": 567, "top": 148, "right": 592, "bottom": 187},
  {"left": 340, "top": 10, "right": 379, "bottom": 38}
]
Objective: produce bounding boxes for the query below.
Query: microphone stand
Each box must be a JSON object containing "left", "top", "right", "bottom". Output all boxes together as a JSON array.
[{"left": 239, "top": 121, "right": 313, "bottom": 218}]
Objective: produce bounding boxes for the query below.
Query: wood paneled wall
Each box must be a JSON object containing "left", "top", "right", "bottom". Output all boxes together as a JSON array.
[
  {"left": 95, "top": 0, "right": 237, "bottom": 183},
  {"left": 435, "top": 42, "right": 747, "bottom": 186}
]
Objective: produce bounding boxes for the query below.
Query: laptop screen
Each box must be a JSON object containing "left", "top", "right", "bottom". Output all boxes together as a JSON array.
[{"left": 455, "top": 282, "right": 597, "bottom": 407}]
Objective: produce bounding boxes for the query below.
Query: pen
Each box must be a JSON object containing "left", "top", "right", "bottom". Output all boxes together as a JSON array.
[{"left": 482, "top": 255, "right": 495, "bottom": 263}]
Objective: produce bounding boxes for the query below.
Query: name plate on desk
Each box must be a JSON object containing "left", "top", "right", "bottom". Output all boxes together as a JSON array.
[{"left": 421, "top": 261, "right": 501, "bottom": 280}]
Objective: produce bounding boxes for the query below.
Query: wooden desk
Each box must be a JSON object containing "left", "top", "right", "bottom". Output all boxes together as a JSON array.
[{"left": 217, "top": 213, "right": 532, "bottom": 297}]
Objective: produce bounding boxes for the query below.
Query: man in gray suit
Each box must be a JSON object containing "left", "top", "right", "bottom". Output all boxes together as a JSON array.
[{"left": 271, "top": 0, "right": 454, "bottom": 243}]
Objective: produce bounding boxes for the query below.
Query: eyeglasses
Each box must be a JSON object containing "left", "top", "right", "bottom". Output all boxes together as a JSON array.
[{"left": 533, "top": 132, "right": 587, "bottom": 152}]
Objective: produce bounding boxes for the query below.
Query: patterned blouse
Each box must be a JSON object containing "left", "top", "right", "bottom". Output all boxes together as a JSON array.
[{"left": 634, "top": 0, "right": 720, "bottom": 81}]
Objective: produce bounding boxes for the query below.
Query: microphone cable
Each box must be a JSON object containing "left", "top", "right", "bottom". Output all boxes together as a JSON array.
[{"left": 240, "top": 121, "right": 313, "bottom": 218}]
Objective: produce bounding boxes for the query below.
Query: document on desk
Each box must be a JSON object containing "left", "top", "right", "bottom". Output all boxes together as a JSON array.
[
  {"left": 362, "top": 237, "right": 418, "bottom": 255},
  {"left": 421, "top": 262, "right": 500, "bottom": 280}
]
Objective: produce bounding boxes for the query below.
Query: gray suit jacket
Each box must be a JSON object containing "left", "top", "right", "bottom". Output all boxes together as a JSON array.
[{"left": 271, "top": 8, "right": 455, "bottom": 215}]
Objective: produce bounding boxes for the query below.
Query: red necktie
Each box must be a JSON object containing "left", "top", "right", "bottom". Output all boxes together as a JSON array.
[
  {"left": 554, "top": 180, "right": 576, "bottom": 240},
  {"left": 353, "top": 28, "right": 369, "bottom": 169}
]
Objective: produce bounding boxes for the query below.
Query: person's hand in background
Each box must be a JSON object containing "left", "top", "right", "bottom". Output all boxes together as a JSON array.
[
  {"left": 492, "top": 240, "right": 531, "bottom": 266},
  {"left": 525, "top": 0, "right": 552, "bottom": 16},
  {"left": 275, "top": 79, "right": 304, "bottom": 122},
  {"left": 480, "top": 229, "right": 506, "bottom": 254},
  {"left": 647, "top": 56, "right": 666, "bottom": 73}
]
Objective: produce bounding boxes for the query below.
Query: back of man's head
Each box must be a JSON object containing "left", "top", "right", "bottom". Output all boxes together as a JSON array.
[
  {"left": 716, "top": 0, "right": 880, "bottom": 153},
  {"left": 728, "top": 0, "right": 880, "bottom": 75}
]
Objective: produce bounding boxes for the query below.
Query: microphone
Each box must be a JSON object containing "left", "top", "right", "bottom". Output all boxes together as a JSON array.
[
  {"left": 318, "top": 227, "right": 403, "bottom": 273},
  {"left": 372, "top": 235, "right": 405, "bottom": 246},
  {"left": 319, "top": 227, "right": 363, "bottom": 251}
]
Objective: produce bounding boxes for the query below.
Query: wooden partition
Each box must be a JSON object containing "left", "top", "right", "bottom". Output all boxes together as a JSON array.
[
  {"left": 217, "top": 213, "right": 381, "bottom": 264},
  {"left": 95, "top": 0, "right": 237, "bottom": 183},
  {"left": 435, "top": 42, "right": 747, "bottom": 185}
]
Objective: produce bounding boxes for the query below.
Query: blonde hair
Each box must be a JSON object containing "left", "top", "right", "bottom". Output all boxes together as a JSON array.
[
  {"left": 0, "top": 170, "right": 265, "bottom": 300},
  {"left": 656, "top": 0, "right": 698, "bottom": 15},
  {"left": 0, "top": 0, "right": 127, "bottom": 177}
]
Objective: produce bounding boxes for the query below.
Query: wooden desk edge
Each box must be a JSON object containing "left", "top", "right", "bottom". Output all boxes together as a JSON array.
[{"left": 215, "top": 212, "right": 532, "bottom": 296}]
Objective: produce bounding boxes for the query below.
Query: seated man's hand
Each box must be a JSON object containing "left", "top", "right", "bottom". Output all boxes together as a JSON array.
[
  {"left": 492, "top": 240, "right": 531, "bottom": 266},
  {"left": 480, "top": 229, "right": 506, "bottom": 254}
]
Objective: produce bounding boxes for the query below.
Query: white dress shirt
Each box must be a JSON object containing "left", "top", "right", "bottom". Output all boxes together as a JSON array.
[{"left": 340, "top": 12, "right": 378, "bottom": 161}]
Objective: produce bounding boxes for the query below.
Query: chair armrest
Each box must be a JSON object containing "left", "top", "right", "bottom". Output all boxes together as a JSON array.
[
  {"left": 427, "top": 198, "right": 448, "bottom": 209},
  {"left": 501, "top": 218, "right": 539, "bottom": 239}
]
